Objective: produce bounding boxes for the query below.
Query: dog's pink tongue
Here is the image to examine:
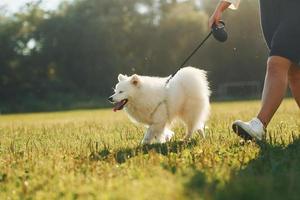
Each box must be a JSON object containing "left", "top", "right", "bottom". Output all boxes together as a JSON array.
[
  {"left": 113, "top": 101, "right": 123, "bottom": 112},
  {"left": 113, "top": 106, "right": 119, "bottom": 112}
]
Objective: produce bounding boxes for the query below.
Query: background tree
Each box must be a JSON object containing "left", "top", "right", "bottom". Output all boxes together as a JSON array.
[{"left": 0, "top": 0, "right": 268, "bottom": 113}]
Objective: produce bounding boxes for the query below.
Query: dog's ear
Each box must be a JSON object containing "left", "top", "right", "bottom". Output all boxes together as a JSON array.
[
  {"left": 131, "top": 74, "right": 140, "bottom": 86},
  {"left": 118, "top": 74, "right": 127, "bottom": 81}
]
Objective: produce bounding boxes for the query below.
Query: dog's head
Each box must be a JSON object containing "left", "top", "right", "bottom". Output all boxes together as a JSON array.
[{"left": 108, "top": 74, "right": 141, "bottom": 112}]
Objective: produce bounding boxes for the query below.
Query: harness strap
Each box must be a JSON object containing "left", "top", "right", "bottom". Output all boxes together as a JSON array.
[{"left": 150, "top": 99, "right": 169, "bottom": 122}]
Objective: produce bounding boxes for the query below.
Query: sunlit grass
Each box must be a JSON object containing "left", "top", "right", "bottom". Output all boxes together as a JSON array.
[{"left": 0, "top": 99, "right": 299, "bottom": 199}]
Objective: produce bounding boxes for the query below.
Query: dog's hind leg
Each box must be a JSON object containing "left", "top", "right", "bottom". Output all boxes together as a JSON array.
[
  {"left": 181, "top": 101, "right": 208, "bottom": 140},
  {"left": 183, "top": 123, "right": 196, "bottom": 141},
  {"left": 197, "top": 122, "right": 206, "bottom": 138},
  {"left": 184, "top": 120, "right": 207, "bottom": 140},
  {"left": 184, "top": 122, "right": 206, "bottom": 140},
  {"left": 197, "top": 127, "right": 205, "bottom": 138},
  {"left": 184, "top": 99, "right": 210, "bottom": 140}
]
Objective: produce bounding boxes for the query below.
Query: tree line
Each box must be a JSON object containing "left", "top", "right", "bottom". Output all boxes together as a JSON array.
[{"left": 0, "top": 0, "right": 268, "bottom": 113}]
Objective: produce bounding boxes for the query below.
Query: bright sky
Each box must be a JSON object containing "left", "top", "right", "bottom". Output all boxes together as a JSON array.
[
  {"left": 0, "top": 0, "right": 202, "bottom": 14},
  {"left": 0, "top": 0, "right": 71, "bottom": 13}
]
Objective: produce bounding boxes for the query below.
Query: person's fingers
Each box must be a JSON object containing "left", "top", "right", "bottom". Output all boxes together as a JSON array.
[
  {"left": 208, "top": 11, "right": 222, "bottom": 28},
  {"left": 215, "top": 12, "right": 221, "bottom": 25},
  {"left": 208, "top": 16, "right": 216, "bottom": 28},
  {"left": 208, "top": 17, "right": 214, "bottom": 28}
]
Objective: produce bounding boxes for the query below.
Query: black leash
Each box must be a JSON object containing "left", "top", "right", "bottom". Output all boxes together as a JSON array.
[
  {"left": 149, "top": 22, "right": 227, "bottom": 119},
  {"left": 166, "top": 21, "right": 227, "bottom": 84}
]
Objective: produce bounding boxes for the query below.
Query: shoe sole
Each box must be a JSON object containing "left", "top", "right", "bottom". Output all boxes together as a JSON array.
[{"left": 232, "top": 123, "right": 253, "bottom": 140}]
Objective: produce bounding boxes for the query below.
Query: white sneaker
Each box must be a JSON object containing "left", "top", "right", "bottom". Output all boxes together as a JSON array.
[{"left": 232, "top": 118, "right": 266, "bottom": 141}]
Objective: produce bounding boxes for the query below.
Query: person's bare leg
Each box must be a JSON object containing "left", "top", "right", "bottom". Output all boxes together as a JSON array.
[
  {"left": 288, "top": 63, "right": 300, "bottom": 108},
  {"left": 257, "top": 56, "right": 292, "bottom": 127}
]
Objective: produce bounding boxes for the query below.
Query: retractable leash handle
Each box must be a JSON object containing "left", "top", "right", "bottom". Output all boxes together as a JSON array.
[
  {"left": 165, "top": 21, "right": 228, "bottom": 84},
  {"left": 211, "top": 20, "right": 228, "bottom": 42}
]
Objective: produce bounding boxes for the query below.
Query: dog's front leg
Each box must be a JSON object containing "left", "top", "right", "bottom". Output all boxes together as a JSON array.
[
  {"left": 141, "top": 128, "right": 154, "bottom": 144},
  {"left": 141, "top": 123, "right": 165, "bottom": 144}
]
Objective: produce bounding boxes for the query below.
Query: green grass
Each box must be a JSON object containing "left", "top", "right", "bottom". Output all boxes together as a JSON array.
[{"left": 0, "top": 99, "right": 300, "bottom": 200}]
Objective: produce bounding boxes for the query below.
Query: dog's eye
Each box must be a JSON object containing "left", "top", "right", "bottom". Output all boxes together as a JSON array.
[{"left": 119, "top": 91, "right": 124, "bottom": 94}]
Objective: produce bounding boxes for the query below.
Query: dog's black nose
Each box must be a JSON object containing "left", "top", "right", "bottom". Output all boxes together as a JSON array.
[{"left": 108, "top": 97, "right": 113, "bottom": 103}]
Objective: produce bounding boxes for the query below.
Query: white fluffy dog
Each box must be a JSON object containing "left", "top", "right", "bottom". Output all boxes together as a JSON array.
[{"left": 109, "top": 66, "right": 210, "bottom": 144}]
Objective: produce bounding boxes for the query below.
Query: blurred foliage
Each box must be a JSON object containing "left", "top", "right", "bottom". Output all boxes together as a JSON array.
[{"left": 0, "top": 0, "right": 268, "bottom": 113}]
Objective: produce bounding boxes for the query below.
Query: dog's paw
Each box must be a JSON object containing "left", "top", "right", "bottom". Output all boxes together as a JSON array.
[
  {"left": 164, "top": 129, "right": 174, "bottom": 142},
  {"left": 155, "top": 136, "right": 167, "bottom": 144},
  {"left": 183, "top": 135, "right": 192, "bottom": 141},
  {"left": 154, "top": 130, "right": 174, "bottom": 144},
  {"left": 197, "top": 129, "right": 205, "bottom": 138}
]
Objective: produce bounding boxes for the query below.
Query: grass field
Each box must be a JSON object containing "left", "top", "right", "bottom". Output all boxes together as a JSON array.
[{"left": 0, "top": 99, "right": 300, "bottom": 200}]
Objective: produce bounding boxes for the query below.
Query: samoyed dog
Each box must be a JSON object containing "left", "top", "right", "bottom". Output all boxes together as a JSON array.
[{"left": 109, "top": 66, "right": 210, "bottom": 144}]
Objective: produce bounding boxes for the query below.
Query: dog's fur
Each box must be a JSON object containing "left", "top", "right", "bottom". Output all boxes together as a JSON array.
[{"left": 110, "top": 66, "right": 210, "bottom": 144}]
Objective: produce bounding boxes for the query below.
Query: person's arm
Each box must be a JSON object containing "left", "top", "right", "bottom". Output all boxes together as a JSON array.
[{"left": 209, "top": 0, "right": 240, "bottom": 28}]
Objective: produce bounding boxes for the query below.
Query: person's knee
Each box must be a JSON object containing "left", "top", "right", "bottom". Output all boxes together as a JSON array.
[
  {"left": 288, "top": 66, "right": 300, "bottom": 85},
  {"left": 267, "top": 56, "right": 291, "bottom": 77}
]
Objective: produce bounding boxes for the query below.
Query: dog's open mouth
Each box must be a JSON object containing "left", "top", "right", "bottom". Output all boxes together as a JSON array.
[{"left": 113, "top": 99, "right": 128, "bottom": 112}]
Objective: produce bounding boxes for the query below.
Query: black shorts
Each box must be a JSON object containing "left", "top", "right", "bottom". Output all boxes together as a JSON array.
[{"left": 260, "top": 0, "right": 300, "bottom": 65}]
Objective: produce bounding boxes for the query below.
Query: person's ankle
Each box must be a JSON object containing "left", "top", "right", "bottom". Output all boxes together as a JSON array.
[{"left": 256, "top": 116, "right": 267, "bottom": 128}]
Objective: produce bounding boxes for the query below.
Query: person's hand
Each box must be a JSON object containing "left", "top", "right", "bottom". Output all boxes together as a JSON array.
[
  {"left": 208, "top": 1, "right": 231, "bottom": 28},
  {"left": 209, "top": 10, "right": 222, "bottom": 28}
]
